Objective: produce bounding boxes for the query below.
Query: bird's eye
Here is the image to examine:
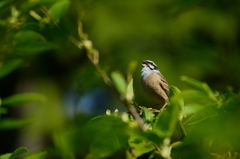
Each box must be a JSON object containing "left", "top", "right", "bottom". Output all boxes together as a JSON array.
[
  {"left": 148, "top": 63, "right": 155, "bottom": 70},
  {"left": 145, "top": 61, "right": 158, "bottom": 70},
  {"left": 147, "top": 61, "right": 154, "bottom": 66}
]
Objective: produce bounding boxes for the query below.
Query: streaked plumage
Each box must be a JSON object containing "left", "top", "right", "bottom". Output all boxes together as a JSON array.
[
  {"left": 141, "top": 60, "right": 187, "bottom": 139},
  {"left": 141, "top": 60, "right": 169, "bottom": 110}
]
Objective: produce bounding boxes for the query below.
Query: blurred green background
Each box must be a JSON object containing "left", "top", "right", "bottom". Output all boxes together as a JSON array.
[{"left": 0, "top": 0, "right": 240, "bottom": 158}]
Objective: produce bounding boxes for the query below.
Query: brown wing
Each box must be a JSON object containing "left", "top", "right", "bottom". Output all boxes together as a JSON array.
[{"left": 159, "top": 73, "right": 169, "bottom": 96}]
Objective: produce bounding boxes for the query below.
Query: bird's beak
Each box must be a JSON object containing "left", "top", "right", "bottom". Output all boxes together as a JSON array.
[{"left": 142, "top": 60, "right": 147, "bottom": 66}]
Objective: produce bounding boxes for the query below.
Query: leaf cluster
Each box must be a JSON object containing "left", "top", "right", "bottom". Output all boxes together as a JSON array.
[{"left": 0, "top": 1, "right": 240, "bottom": 159}]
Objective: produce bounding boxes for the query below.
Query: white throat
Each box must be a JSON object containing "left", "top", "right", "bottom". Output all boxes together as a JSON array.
[{"left": 141, "top": 66, "right": 160, "bottom": 80}]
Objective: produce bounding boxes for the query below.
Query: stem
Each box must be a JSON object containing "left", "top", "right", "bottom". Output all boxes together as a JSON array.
[{"left": 68, "top": 22, "right": 145, "bottom": 130}]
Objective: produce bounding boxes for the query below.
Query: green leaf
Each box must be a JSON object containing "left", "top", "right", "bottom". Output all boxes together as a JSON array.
[
  {"left": 25, "top": 152, "right": 47, "bottom": 159},
  {"left": 2, "top": 93, "right": 46, "bottom": 107},
  {"left": 184, "top": 107, "right": 218, "bottom": 125},
  {"left": 111, "top": 71, "right": 127, "bottom": 95},
  {"left": 9, "top": 147, "right": 28, "bottom": 159},
  {"left": 169, "top": 85, "right": 184, "bottom": 110},
  {"left": 0, "top": 118, "right": 31, "bottom": 130},
  {"left": 222, "top": 93, "right": 240, "bottom": 112},
  {"left": 11, "top": 30, "right": 57, "bottom": 56},
  {"left": 128, "top": 136, "right": 155, "bottom": 157},
  {"left": 13, "top": 41, "right": 57, "bottom": 56},
  {"left": 126, "top": 79, "right": 134, "bottom": 102},
  {"left": 134, "top": 131, "right": 163, "bottom": 147},
  {"left": 142, "top": 107, "right": 155, "bottom": 123},
  {"left": 0, "top": 153, "right": 11, "bottom": 159},
  {"left": 153, "top": 102, "right": 180, "bottom": 138},
  {"left": 0, "top": 60, "right": 23, "bottom": 79},
  {"left": 176, "top": 90, "right": 215, "bottom": 106},
  {"left": 181, "top": 76, "right": 216, "bottom": 100},
  {"left": 176, "top": 120, "right": 187, "bottom": 139},
  {"left": 14, "top": 30, "right": 46, "bottom": 44},
  {"left": 70, "top": 115, "right": 130, "bottom": 159},
  {"left": 180, "top": 103, "right": 204, "bottom": 116},
  {"left": 128, "top": 130, "right": 163, "bottom": 157},
  {"left": 48, "top": 0, "right": 70, "bottom": 20}
]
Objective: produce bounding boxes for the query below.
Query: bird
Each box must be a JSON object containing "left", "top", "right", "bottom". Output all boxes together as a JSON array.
[
  {"left": 141, "top": 60, "right": 187, "bottom": 139},
  {"left": 141, "top": 60, "right": 169, "bottom": 111}
]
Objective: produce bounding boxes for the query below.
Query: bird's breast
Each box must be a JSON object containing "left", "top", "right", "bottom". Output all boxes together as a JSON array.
[{"left": 141, "top": 73, "right": 167, "bottom": 105}]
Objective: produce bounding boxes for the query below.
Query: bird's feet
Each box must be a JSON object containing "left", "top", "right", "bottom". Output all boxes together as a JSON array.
[{"left": 159, "top": 103, "right": 168, "bottom": 112}]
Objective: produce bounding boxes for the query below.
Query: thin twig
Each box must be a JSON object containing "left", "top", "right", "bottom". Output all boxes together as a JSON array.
[
  {"left": 68, "top": 22, "right": 145, "bottom": 130},
  {"left": 45, "top": 8, "right": 162, "bottom": 156},
  {"left": 86, "top": 48, "right": 145, "bottom": 130}
]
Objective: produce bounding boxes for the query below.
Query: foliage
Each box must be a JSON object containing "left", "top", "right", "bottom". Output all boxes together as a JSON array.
[
  {"left": 0, "top": 0, "right": 240, "bottom": 159},
  {"left": 0, "top": 147, "right": 46, "bottom": 159}
]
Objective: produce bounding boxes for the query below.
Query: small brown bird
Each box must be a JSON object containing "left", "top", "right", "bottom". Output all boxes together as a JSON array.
[
  {"left": 141, "top": 60, "right": 187, "bottom": 139},
  {"left": 141, "top": 60, "right": 169, "bottom": 111}
]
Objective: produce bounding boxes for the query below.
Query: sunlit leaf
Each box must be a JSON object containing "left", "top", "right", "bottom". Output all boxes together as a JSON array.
[
  {"left": 0, "top": 60, "right": 23, "bottom": 79},
  {"left": 171, "top": 141, "right": 183, "bottom": 148},
  {"left": 25, "top": 151, "right": 47, "bottom": 159},
  {"left": 184, "top": 107, "right": 218, "bottom": 125},
  {"left": 181, "top": 76, "right": 216, "bottom": 100},
  {"left": 142, "top": 107, "right": 155, "bottom": 123},
  {"left": 111, "top": 71, "right": 127, "bottom": 95},
  {"left": 176, "top": 90, "right": 215, "bottom": 106},
  {"left": 9, "top": 147, "right": 28, "bottom": 159},
  {"left": 48, "top": 0, "right": 70, "bottom": 20},
  {"left": 128, "top": 136, "right": 155, "bottom": 157},
  {"left": 2, "top": 93, "right": 46, "bottom": 107},
  {"left": 169, "top": 85, "right": 184, "bottom": 110},
  {"left": 0, "top": 153, "right": 11, "bottom": 159},
  {"left": 126, "top": 79, "right": 134, "bottom": 102},
  {"left": 153, "top": 102, "right": 180, "bottom": 138},
  {"left": 180, "top": 103, "right": 204, "bottom": 116},
  {"left": 128, "top": 130, "right": 163, "bottom": 157}
]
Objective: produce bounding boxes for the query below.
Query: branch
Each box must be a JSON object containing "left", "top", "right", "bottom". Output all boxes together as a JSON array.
[{"left": 69, "top": 22, "right": 145, "bottom": 130}]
